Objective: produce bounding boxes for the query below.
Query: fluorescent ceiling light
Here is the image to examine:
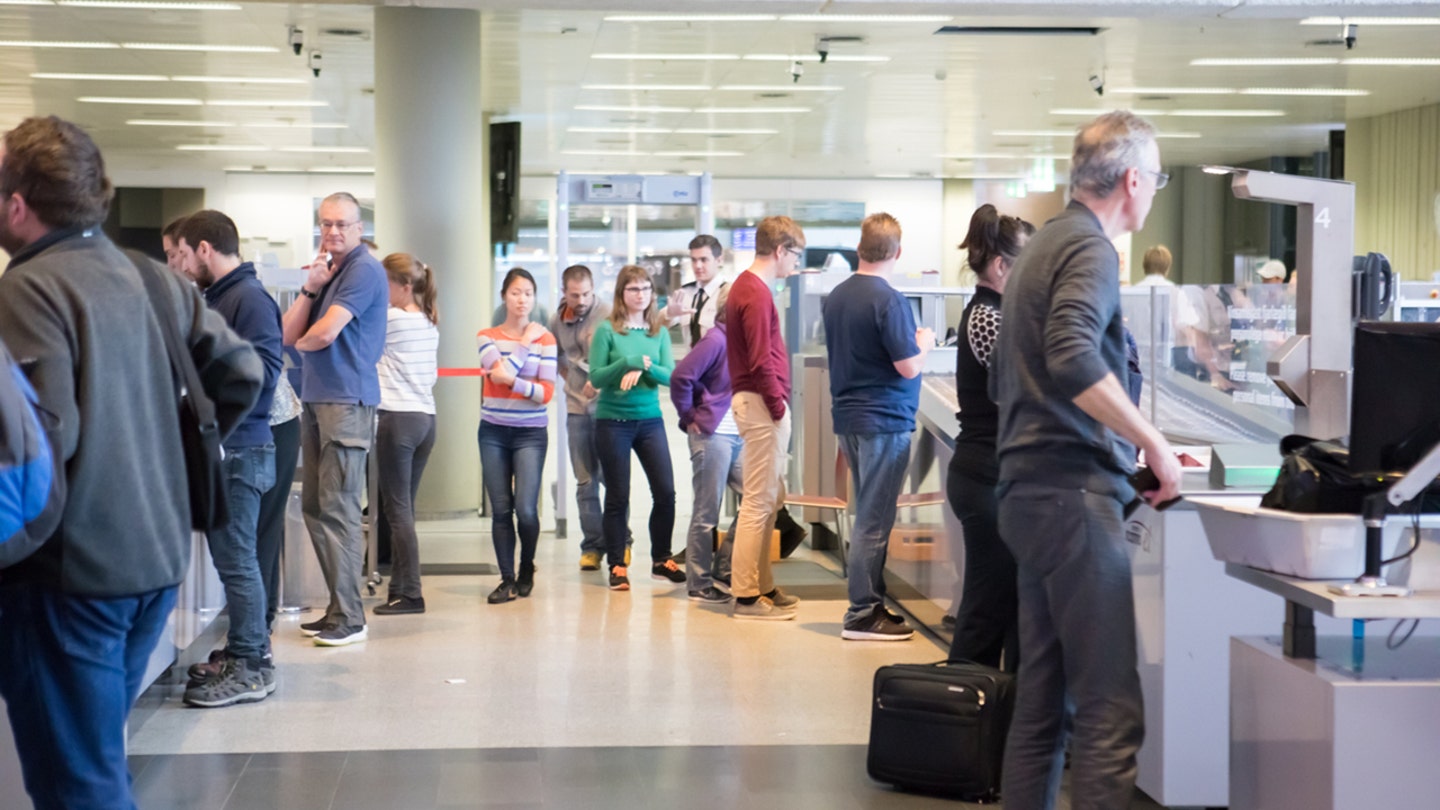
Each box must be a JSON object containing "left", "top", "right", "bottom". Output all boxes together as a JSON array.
[
  {"left": 568, "top": 126, "right": 672, "bottom": 134},
  {"left": 1168, "top": 109, "right": 1285, "bottom": 117},
  {"left": 122, "top": 43, "right": 277, "bottom": 53},
  {"left": 1240, "top": 87, "right": 1369, "bottom": 97},
  {"left": 575, "top": 104, "right": 692, "bottom": 113},
  {"left": 1109, "top": 87, "right": 1236, "bottom": 95},
  {"left": 0, "top": 40, "right": 119, "bottom": 48},
  {"left": 1343, "top": 58, "right": 1440, "bottom": 66},
  {"left": 278, "top": 146, "right": 369, "bottom": 153},
  {"left": 691, "top": 106, "right": 811, "bottom": 114},
  {"left": 779, "top": 14, "right": 953, "bottom": 23},
  {"left": 1191, "top": 58, "right": 1340, "bottom": 67},
  {"left": 717, "top": 84, "right": 843, "bottom": 92},
  {"left": 582, "top": 84, "right": 712, "bottom": 92},
  {"left": 743, "top": 54, "right": 890, "bottom": 63},
  {"left": 59, "top": 1, "right": 240, "bottom": 8},
  {"left": 945, "top": 173, "right": 1028, "bottom": 180},
  {"left": 206, "top": 100, "right": 328, "bottom": 107},
  {"left": 604, "top": 14, "right": 777, "bottom": 22},
  {"left": 1301, "top": 17, "right": 1440, "bottom": 26},
  {"left": 33, "top": 72, "right": 166, "bottom": 81},
  {"left": 562, "top": 149, "right": 649, "bottom": 156},
  {"left": 127, "top": 119, "right": 234, "bottom": 126},
  {"left": 0, "top": 1, "right": 55, "bottom": 6},
  {"left": 592, "top": 53, "right": 739, "bottom": 61},
  {"left": 244, "top": 121, "right": 347, "bottom": 129},
  {"left": 176, "top": 144, "right": 271, "bottom": 152},
  {"left": 675, "top": 128, "right": 778, "bottom": 135},
  {"left": 172, "top": 76, "right": 307, "bottom": 85},
  {"left": 653, "top": 150, "right": 744, "bottom": 157},
  {"left": 79, "top": 96, "right": 201, "bottom": 105}
]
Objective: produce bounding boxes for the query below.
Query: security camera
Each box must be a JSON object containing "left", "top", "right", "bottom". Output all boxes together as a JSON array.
[
  {"left": 1343, "top": 23, "right": 1358, "bottom": 50},
  {"left": 815, "top": 35, "right": 829, "bottom": 64},
  {"left": 288, "top": 25, "right": 303, "bottom": 57},
  {"left": 790, "top": 60, "right": 804, "bottom": 83},
  {"left": 308, "top": 50, "right": 322, "bottom": 78},
  {"left": 1088, "top": 74, "right": 1104, "bottom": 97}
]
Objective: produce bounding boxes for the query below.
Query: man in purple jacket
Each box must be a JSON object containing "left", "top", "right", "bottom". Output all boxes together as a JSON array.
[{"left": 670, "top": 285, "right": 741, "bottom": 604}]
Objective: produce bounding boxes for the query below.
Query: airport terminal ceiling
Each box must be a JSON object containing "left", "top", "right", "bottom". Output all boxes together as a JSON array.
[{"left": 0, "top": 1, "right": 1437, "bottom": 179}]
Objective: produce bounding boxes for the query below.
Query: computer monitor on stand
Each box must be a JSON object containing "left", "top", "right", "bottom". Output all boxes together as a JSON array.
[{"left": 1332, "top": 321, "right": 1440, "bottom": 597}]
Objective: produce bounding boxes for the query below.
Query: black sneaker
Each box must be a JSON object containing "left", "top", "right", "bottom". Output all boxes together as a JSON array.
[
  {"left": 299, "top": 616, "right": 333, "bottom": 637},
  {"left": 687, "top": 586, "right": 731, "bottom": 604},
  {"left": 651, "top": 559, "right": 685, "bottom": 584},
  {"left": 609, "top": 566, "right": 630, "bottom": 591},
  {"left": 517, "top": 562, "right": 536, "bottom": 598},
  {"left": 374, "top": 596, "right": 425, "bottom": 615},
  {"left": 183, "top": 658, "right": 268, "bottom": 708},
  {"left": 941, "top": 614, "right": 957, "bottom": 632},
  {"left": 711, "top": 575, "right": 731, "bottom": 595},
  {"left": 313, "top": 624, "right": 368, "bottom": 647},
  {"left": 487, "top": 581, "right": 517, "bottom": 604},
  {"left": 841, "top": 610, "right": 915, "bottom": 642}
]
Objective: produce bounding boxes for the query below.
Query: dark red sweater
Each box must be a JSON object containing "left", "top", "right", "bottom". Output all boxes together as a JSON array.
[{"left": 725, "top": 269, "right": 790, "bottom": 421}]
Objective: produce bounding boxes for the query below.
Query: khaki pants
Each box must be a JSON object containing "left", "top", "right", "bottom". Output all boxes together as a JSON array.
[{"left": 730, "top": 392, "right": 790, "bottom": 599}]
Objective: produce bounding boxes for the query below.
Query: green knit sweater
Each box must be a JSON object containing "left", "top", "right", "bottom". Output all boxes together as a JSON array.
[{"left": 589, "top": 320, "right": 673, "bottom": 420}]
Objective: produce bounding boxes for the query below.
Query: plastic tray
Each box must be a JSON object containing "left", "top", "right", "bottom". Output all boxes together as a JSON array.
[{"left": 1191, "top": 496, "right": 1378, "bottom": 580}]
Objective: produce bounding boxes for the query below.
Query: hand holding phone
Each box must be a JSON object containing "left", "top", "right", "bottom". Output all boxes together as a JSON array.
[{"left": 1124, "top": 466, "right": 1183, "bottom": 519}]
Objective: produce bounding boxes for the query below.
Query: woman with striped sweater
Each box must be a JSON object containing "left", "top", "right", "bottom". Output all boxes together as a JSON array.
[{"left": 477, "top": 268, "right": 557, "bottom": 604}]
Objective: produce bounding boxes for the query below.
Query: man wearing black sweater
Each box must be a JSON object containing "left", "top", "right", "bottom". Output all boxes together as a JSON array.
[
  {"left": 0, "top": 116, "right": 261, "bottom": 809},
  {"left": 989, "top": 111, "right": 1182, "bottom": 810},
  {"left": 175, "top": 210, "right": 284, "bottom": 707}
]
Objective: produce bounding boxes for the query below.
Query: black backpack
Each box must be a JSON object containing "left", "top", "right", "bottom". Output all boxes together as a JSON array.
[{"left": 0, "top": 339, "right": 64, "bottom": 567}]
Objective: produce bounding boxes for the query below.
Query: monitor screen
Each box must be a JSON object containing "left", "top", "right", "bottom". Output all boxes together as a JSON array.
[{"left": 1349, "top": 321, "right": 1440, "bottom": 474}]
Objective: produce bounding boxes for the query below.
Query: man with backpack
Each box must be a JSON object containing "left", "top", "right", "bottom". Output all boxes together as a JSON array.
[{"left": 0, "top": 116, "right": 262, "bottom": 810}]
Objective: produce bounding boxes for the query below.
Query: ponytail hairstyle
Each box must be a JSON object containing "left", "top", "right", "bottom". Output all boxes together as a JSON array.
[
  {"left": 383, "top": 252, "right": 439, "bottom": 326},
  {"left": 610, "top": 264, "right": 664, "bottom": 336},
  {"left": 959, "top": 204, "right": 1034, "bottom": 284}
]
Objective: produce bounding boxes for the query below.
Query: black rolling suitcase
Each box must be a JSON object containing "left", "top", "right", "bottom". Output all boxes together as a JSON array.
[{"left": 866, "top": 660, "right": 1015, "bottom": 801}]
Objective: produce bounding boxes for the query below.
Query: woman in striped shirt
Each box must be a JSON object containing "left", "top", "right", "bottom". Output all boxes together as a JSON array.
[
  {"left": 590, "top": 264, "right": 684, "bottom": 591},
  {"left": 374, "top": 253, "right": 440, "bottom": 616},
  {"left": 477, "top": 268, "right": 557, "bottom": 604}
]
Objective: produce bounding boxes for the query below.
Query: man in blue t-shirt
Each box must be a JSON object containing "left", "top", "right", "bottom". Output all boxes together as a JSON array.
[
  {"left": 281, "top": 192, "right": 388, "bottom": 647},
  {"left": 822, "top": 212, "right": 933, "bottom": 641}
]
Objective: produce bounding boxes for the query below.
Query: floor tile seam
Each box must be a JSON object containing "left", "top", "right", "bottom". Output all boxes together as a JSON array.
[{"left": 216, "top": 752, "right": 252, "bottom": 810}]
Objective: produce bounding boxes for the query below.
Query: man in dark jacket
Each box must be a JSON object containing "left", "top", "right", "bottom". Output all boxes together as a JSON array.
[
  {"left": 989, "top": 111, "right": 1181, "bottom": 810},
  {"left": 0, "top": 116, "right": 262, "bottom": 810},
  {"left": 175, "top": 210, "right": 283, "bottom": 707}
]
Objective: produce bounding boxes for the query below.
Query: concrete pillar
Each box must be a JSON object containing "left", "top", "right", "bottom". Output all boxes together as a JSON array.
[{"left": 374, "top": 7, "right": 486, "bottom": 516}]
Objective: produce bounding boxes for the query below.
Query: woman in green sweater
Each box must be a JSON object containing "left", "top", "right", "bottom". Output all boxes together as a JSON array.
[{"left": 590, "top": 265, "right": 685, "bottom": 591}]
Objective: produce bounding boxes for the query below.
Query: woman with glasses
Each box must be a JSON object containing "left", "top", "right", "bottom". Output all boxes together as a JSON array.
[
  {"left": 947, "top": 204, "right": 1033, "bottom": 671},
  {"left": 476, "top": 268, "right": 557, "bottom": 604},
  {"left": 589, "top": 265, "right": 685, "bottom": 591}
]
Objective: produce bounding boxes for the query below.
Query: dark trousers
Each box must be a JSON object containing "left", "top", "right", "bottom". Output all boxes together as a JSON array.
[
  {"left": 378, "top": 410, "right": 437, "bottom": 599},
  {"left": 255, "top": 416, "right": 300, "bottom": 631},
  {"left": 0, "top": 581, "right": 178, "bottom": 810},
  {"left": 997, "top": 481, "right": 1144, "bottom": 810},
  {"left": 595, "top": 417, "right": 675, "bottom": 568},
  {"left": 478, "top": 422, "right": 547, "bottom": 582},
  {"left": 946, "top": 454, "right": 1019, "bottom": 671}
]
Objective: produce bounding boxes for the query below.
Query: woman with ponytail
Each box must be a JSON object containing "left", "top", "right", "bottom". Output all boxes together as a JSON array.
[
  {"left": 947, "top": 205, "right": 1034, "bottom": 670},
  {"left": 373, "top": 253, "right": 440, "bottom": 615}
]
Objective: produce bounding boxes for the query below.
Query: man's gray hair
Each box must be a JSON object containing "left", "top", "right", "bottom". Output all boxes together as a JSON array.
[{"left": 1069, "top": 111, "right": 1158, "bottom": 199}]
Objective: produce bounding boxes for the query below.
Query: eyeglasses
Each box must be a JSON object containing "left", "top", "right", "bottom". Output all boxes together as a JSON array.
[
  {"left": 624, "top": 285, "right": 653, "bottom": 294},
  {"left": 318, "top": 220, "right": 359, "bottom": 231},
  {"left": 786, "top": 246, "right": 805, "bottom": 261},
  {"left": 1145, "top": 169, "right": 1170, "bottom": 190}
]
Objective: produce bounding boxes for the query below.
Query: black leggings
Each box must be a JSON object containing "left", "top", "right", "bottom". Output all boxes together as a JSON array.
[{"left": 946, "top": 452, "right": 1019, "bottom": 672}]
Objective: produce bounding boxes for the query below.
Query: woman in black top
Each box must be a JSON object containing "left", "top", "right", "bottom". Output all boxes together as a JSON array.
[{"left": 948, "top": 204, "right": 1033, "bottom": 670}]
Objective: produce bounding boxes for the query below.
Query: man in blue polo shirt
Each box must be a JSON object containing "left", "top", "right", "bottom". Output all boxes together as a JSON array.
[
  {"left": 822, "top": 212, "right": 933, "bottom": 642},
  {"left": 175, "top": 210, "right": 283, "bottom": 704},
  {"left": 281, "top": 192, "right": 388, "bottom": 647}
]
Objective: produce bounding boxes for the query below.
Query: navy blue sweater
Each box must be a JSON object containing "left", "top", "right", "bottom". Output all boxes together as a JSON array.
[{"left": 203, "top": 262, "right": 282, "bottom": 447}]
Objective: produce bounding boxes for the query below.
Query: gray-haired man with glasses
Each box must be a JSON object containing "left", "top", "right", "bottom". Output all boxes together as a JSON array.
[{"left": 281, "top": 191, "right": 389, "bottom": 647}]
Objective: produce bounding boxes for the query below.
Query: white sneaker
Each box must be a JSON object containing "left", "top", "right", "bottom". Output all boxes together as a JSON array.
[{"left": 733, "top": 596, "right": 797, "bottom": 621}]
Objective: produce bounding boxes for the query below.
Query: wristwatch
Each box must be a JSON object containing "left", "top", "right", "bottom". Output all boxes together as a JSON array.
[{"left": 299, "top": 287, "right": 319, "bottom": 300}]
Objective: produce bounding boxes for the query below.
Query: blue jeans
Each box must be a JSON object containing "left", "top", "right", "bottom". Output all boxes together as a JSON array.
[
  {"left": 209, "top": 443, "right": 275, "bottom": 663},
  {"left": 0, "top": 581, "right": 178, "bottom": 810},
  {"left": 685, "top": 430, "right": 743, "bottom": 591},
  {"left": 595, "top": 417, "right": 675, "bottom": 569},
  {"left": 839, "top": 431, "right": 913, "bottom": 625},
  {"left": 478, "top": 422, "right": 548, "bottom": 582},
  {"left": 566, "top": 413, "right": 605, "bottom": 552}
]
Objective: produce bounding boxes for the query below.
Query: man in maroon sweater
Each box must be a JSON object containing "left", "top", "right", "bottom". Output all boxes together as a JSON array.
[{"left": 725, "top": 216, "right": 806, "bottom": 620}]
